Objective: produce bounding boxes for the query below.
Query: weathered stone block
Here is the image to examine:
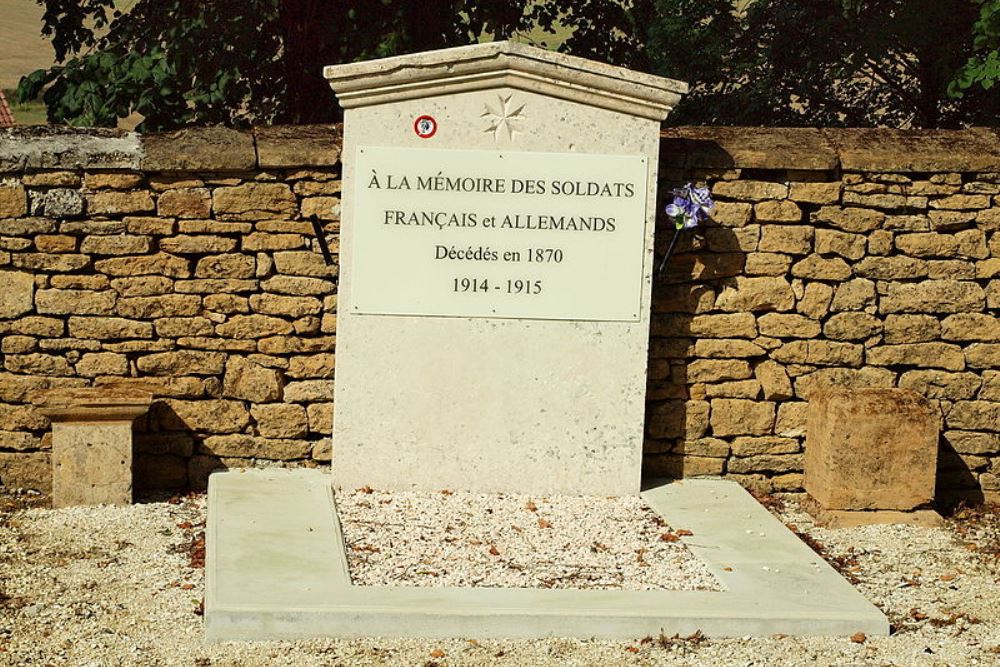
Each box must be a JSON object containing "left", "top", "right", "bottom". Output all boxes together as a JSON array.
[
  {"left": 136, "top": 350, "right": 226, "bottom": 376},
  {"left": 142, "top": 127, "right": 255, "bottom": 171},
  {"left": 223, "top": 356, "right": 283, "bottom": 402},
  {"left": 710, "top": 398, "right": 775, "bottom": 436},
  {"left": 899, "top": 370, "right": 982, "bottom": 400},
  {"left": 757, "top": 313, "right": 821, "bottom": 339},
  {"left": 68, "top": 316, "right": 153, "bottom": 339},
  {"left": 712, "top": 180, "right": 788, "bottom": 201},
  {"left": 791, "top": 254, "right": 852, "bottom": 280},
  {"left": 251, "top": 403, "right": 309, "bottom": 438},
  {"left": 86, "top": 191, "right": 154, "bottom": 215},
  {"left": 255, "top": 124, "right": 341, "bottom": 168},
  {"left": 804, "top": 388, "right": 938, "bottom": 511},
  {"left": 772, "top": 340, "right": 863, "bottom": 367},
  {"left": 0, "top": 183, "right": 27, "bottom": 217},
  {"left": 793, "top": 367, "right": 895, "bottom": 400},
  {"left": 94, "top": 253, "right": 189, "bottom": 278},
  {"left": 213, "top": 183, "right": 296, "bottom": 219},
  {"left": 815, "top": 229, "right": 865, "bottom": 260},
  {"left": 160, "top": 235, "right": 237, "bottom": 255},
  {"left": 715, "top": 277, "right": 794, "bottom": 312},
  {"left": 75, "top": 352, "right": 129, "bottom": 377},
  {"left": 867, "top": 343, "right": 965, "bottom": 371},
  {"left": 117, "top": 294, "right": 201, "bottom": 319},
  {"left": 824, "top": 312, "right": 882, "bottom": 340},
  {"left": 759, "top": 226, "right": 812, "bottom": 254},
  {"left": 0, "top": 270, "right": 34, "bottom": 318},
  {"left": 157, "top": 188, "right": 212, "bottom": 218},
  {"left": 754, "top": 199, "right": 802, "bottom": 223},
  {"left": 813, "top": 206, "right": 883, "bottom": 233},
  {"left": 880, "top": 280, "right": 985, "bottom": 313},
  {"left": 830, "top": 279, "right": 876, "bottom": 312}
]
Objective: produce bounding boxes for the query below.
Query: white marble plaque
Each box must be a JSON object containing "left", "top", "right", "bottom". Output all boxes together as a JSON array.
[{"left": 352, "top": 146, "right": 648, "bottom": 321}]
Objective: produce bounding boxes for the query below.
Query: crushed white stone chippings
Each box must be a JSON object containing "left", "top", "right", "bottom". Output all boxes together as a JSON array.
[
  {"left": 336, "top": 487, "right": 723, "bottom": 591},
  {"left": 1, "top": 486, "right": 999, "bottom": 667}
]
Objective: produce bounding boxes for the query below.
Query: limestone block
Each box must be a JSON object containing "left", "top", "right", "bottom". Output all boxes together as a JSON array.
[
  {"left": 0, "top": 183, "right": 28, "bottom": 216},
  {"left": 213, "top": 183, "right": 295, "bottom": 219},
  {"left": 0, "top": 270, "right": 34, "bottom": 318},
  {"left": 813, "top": 206, "right": 883, "bottom": 233},
  {"left": 157, "top": 188, "right": 212, "bottom": 218},
  {"left": 195, "top": 254, "right": 255, "bottom": 279},
  {"left": 36, "top": 389, "right": 153, "bottom": 507},
  {"left": 715, "top": 277, "right": 794, "bottom": 312},
  {"left": 142, "top": 126, "right": 255, "bottom": 172},
  {"left": 711, "top": 180, "right": 788, "bottom": 200},
  {"left": 223, "top": 356, "right": 283, "bottom": 402},
  {"left": 804, "top": 388, "right": 938, "bottom": 511},
  {"left": 255, "top": 124, "right": 341, "bottom": 168}
]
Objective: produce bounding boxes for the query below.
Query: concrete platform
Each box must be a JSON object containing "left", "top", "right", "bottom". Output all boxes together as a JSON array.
[{"left": 205, "top": 469, "right": 889, "bottom": 642}]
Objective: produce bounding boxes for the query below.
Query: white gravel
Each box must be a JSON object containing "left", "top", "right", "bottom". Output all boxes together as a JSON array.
[
  {"left": 1, "top": 486, "right": 999, "bottom": 666},
  {"left": 336, "top": 487, "right": 721, "bottom": 591}
]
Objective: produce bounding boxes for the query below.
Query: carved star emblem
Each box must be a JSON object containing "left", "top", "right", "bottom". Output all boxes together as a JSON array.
[{"left": 481, "top": 94, "right": 526, "bottom": 141}]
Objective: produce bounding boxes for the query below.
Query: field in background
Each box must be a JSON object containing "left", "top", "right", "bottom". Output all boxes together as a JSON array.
[{"left": 0, "top": 0, "right": 54, "bottom": 91}]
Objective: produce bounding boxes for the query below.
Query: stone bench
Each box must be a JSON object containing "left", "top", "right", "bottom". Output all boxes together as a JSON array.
[{"left": 34, "top": 389, "right": 153, "bottom": 508}]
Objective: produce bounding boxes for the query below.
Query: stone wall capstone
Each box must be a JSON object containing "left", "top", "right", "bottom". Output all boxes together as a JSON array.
[{"left": 0, "top": 124, "right": 997, "bottom": 506}]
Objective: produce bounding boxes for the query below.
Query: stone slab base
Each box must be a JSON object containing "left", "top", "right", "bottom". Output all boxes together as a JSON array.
[
  {"left": 803, "top": 496, "right": 944, "bottom": 528},
  {"left": 205, "top": 469, "right": 889, "bottom": 642}
]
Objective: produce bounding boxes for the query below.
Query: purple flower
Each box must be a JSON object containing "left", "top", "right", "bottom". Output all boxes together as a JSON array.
[{"left": 665, "top": 183, "right": 714, "bottom": 230}]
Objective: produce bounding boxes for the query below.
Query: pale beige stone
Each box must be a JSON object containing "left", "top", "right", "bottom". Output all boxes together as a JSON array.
[
  {"left": 772, "top": 340, "right": 863, "bottom": 367},
  {"left": 711, "top": 180, "right": 788, "bottom": 200},
  {"left": 941, "top": 313, "right": 1000, "bottom": 341},
  {"left": 880, "top": 280, "right": 985, "bottom": 313},
  {"left": 0, "top": 183, "right": 27, "bottom": 217},
  {"left": 86, "top": 191, "right": 154, "bottom": 215},
  {"left": 794, "top": 367, "right": 895, "bottom": 400},
  {"left": 805, "top": 388, "right": 938, "bottom": 511},
  {"left": 757, "top": 313, "right": 821, "bottom": 339},
  {"left": 797, "top": 283, "right": 834, "bottom": 320},
  {"left": 824, "top": 312, "right": 882, "bottom": 340},
  {"left": 157, "top": 188, "right": 211, "bottom": 218},
  {"left": 159, "top": 235, "right": 237, "bottom": 254},
  {"left": 195, "top": 254, "right": 255, "bottom": 279},
  {"left": 830, "top": 278, "right": 876, "bottom": 312},
  {"left": 251, "top": 403, "right": 308, "bottom": 439},
  {"left": 855, "top": 256, "right": 928, "bottom": 279},
  {"left": 754, "top": 199, "right": 801, "bottom": 223},
  {"left": 813, "top": 206, "right": 883, "bottom": 233},
  {"left": 36, "top": 389, "right": 153, "bottom": 507},
  {"left": 216, "top": 314, "right": 293, "bottom": 338},
  {"left": 759, "top": 226, "right": 812, "bottom": 255},
  {"left": 75, "top": 352, "right": 128, "bottom": 377},
  {"left": 710, "top": 398, "right": 775, "bottom": 436},
  {"left": 213, "top": 183, "right": 296, "bottom": 219},
  {"left": 899, "top": 370, "right": 982, "bottom": 400},
  {"left": 791, "top": 254, "right": 852, "bottom": 280},
  {"left": 710, "top": 201, "right": 752, "bottom": 227},
  {"left": 136, "top": 350, "right": 226, "bottom": 376},
  {"left": 715, "top": 277, "right": 794, "bottom": 312},
  {"left": 867, "top": 343, "right": 965, "bottom": 371},
  {"left": 326, "top": 41, "right": 687, "bottom": 494},
  {"left": 35, "top": 235, "right": 77, "bottom": 253},
  {"left": 755, "top": 360, "right": 793, "bottom": 400},
  {"left": 223, "top": 356, "right": 283, "bottom": 402},
  {"left": 0, "top": 270, "right": 34, "bottom": 318},
  {"left": 94, "top": 253, "right": 189, "bottom": 278}
]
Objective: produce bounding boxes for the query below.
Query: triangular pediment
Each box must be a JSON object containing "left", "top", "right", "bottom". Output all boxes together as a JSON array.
[{"left": 324, "top": 41, "right": 687, "bottom": 121}]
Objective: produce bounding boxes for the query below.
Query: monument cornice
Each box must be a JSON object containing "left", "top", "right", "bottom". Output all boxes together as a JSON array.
[{"left": 324, "top": 41, "right": 688, "bottom": 121}]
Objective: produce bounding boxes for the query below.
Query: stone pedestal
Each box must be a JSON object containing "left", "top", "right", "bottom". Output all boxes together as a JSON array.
[
  {"left": 324, "top": 41, "right": 686, "bottom": 495},
  {"left": 36, "top": 389, "right": 153, "bottom": 508},
  {"left": 804, "top": 388, "right": 940, "bottom": 525}
]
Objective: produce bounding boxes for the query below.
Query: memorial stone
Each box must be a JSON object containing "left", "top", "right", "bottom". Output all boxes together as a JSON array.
[{"left": 324, "top": 41, "right": 687, "bottom": 495}]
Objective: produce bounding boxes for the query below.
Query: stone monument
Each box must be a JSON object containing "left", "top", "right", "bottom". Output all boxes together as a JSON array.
[
  {"left": 324, "top": 41, "right": 687, "bottom": 495},
  {"left": 35, "top": 388, "right": 153, "bottom": 507}
]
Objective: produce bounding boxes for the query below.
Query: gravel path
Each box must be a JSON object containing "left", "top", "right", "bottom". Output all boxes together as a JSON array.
[
  {"left": 337, "top": 487, "right": 721, "bottom": 591},
  {"left": 1, "top": 486, "right": 999, "bottom": 666}
]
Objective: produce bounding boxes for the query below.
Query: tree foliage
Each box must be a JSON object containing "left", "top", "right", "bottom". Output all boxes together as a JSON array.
[
  {"left": 951, "top": 0, "right": 1000, "bottom": 96},
  {"left": 630, "top": 0, "right": 1000, "bottom": 127},
  {"left": 17, "top": 0, "right": 1000, "bottom": 129}
]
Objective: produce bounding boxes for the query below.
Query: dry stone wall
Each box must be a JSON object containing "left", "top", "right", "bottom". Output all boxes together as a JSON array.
[{"left": 0, "top": 125, "right": 998, "bottom": 505}]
